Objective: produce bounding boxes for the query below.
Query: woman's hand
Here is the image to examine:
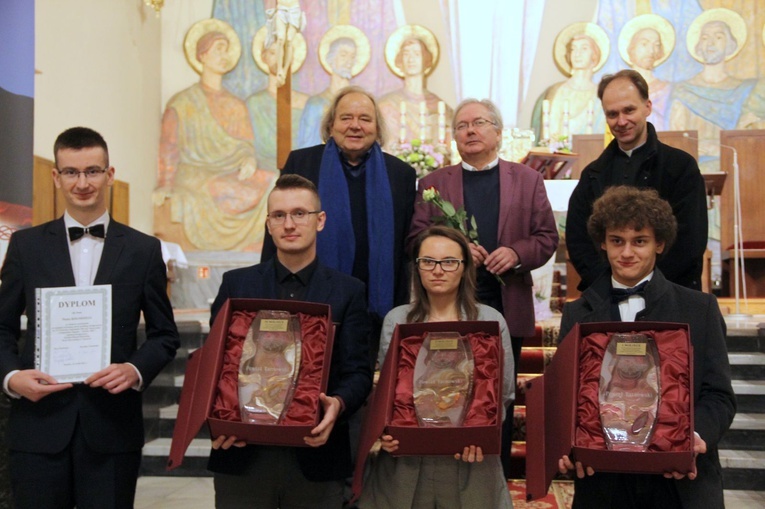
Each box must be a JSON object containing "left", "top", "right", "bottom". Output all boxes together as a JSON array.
[
  {"left": 380, "top": 434, "right": 399, "bottom": 453},
  {"left": 455, "top": 445, "right": 484, "bottom": 463}
]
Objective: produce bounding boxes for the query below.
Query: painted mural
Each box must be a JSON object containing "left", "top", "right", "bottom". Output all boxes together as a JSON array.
[{"left": 154, "top": 0, "right": 765, "bottom": 253}]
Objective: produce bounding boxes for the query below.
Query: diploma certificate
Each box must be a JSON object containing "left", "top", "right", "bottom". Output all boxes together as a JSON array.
[{"left": 35, "top": 285, "right": 112, "bottom": 383}]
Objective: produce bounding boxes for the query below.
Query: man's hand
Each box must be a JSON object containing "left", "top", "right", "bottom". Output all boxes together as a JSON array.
[
  {"left": 8, "top": 370, "right": 72, "bottom": 402},
  {"left": 558, "top": 455, "right": 594, "bottom": 478},
  {"left": 454, "top": 445, "right": 484, "bottom": 463},
  {"left": 211, "top": 435, "right": 246, "bottom": 450},
  {"left": 85, "top": 364, "right": 139, "bottom": 394},
  {"left": 304, "top": 393, "right": 341, "bottom": 447},
  {"left": 379, "top": 434, "right": 399, "bottom": 454},
  {"left": 664, "top": 432, "right": 706, "bottom": 480},
  {"left": 469, "top": 243, "right": 489, "bottom": 267},
  {"left": 484, "top": 246, "right": 520, "bottom": 276}
]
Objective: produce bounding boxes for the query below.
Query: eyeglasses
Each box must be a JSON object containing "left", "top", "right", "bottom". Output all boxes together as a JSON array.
[
  {"left": 454, "top": 118, "right": 496, "bottom": 132},
  {"left": 416, "top": 257, "right": 464, "bottom": 272},
  {"left": 57, "top": 167, "right": 109, "bottom": 180},
  {"left": 267, "top": 210, "right": 321, "bottom": 225}
]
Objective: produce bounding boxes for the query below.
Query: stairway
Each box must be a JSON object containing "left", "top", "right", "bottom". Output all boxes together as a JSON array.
[
  {"left": 138, "top": 312, "right": 765, "bottom": 505},
  {"left": 719, "top": 322, "right": 765, "bottom": 497}
]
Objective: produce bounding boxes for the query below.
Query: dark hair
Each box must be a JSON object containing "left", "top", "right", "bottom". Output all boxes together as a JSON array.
[
  {"left": 269, "top": 174, "right": 321, "bottom": 209},
  {"left": 587, "top": 186, "right": 677, "bottom": 257},
  {"left": 598, "top": 69, "right": 650, "bottom": 101},
  {"left": 53, "top": 127, "right": 109, "bottom": 168},
  {"left": 407, "top": 226, "right": 478, "bottom": 323},
  {"left": 394, "top": 38, "right": 434, "bottom": 74},
  {"left": 320, "top": 85, "right": 387, "bottom": 147}
]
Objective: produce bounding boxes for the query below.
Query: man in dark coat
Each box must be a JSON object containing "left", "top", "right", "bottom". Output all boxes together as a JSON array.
[
  {"left": 566, "top": 69, "right": 708, "bottom": 291},
  {"left": 0, "top": 127, "right": 179, "bottom": 508},
  {"left": 209, "top": 174, "right": 372, "bottom": 508},
  {"left": 559, "top": 186, "right": 735, "bottom": 509},
  {"left": 262, "top": 86, "right": 416, "bottom": 365}
]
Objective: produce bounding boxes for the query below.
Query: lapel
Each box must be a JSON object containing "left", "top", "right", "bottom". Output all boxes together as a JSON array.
[
  {"left": 256, "top": 260, "right": 280, "bottom": 298},
  {"left": 497, "top": 160, "right": 516, "bottom": 242},
  {"left": 47, "top": 218, "right": 77, "bottom": 287},
  {"left": 94, "top": 219, "right": 124, "bottom": 285},
  {"left": 442, "top": 165, "right": 465, "bottom": 210}
]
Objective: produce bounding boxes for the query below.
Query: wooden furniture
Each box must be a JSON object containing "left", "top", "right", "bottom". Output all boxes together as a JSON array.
[
  {"left": 570, "top": 130, "right": 699, "bottom": 180},
  {"left": 33, "top": 155, "right": 130, "bottom": 225},
  {"left": 720, "top": 130, "right": 765, "bottom": 297},
  {"left": 520, "top": 150, "right": 579, "bottom": 179}
]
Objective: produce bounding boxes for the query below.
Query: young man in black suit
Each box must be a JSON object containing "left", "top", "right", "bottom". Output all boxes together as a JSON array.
[
  {"left": 558, "top": 186, "right": 735, "bottom": 509},
  {"left": 208, "top": 174, "right": 372, "bottom": 509},
  {"left": 0, "top": 127, "right": 179, "bottom": 508}
]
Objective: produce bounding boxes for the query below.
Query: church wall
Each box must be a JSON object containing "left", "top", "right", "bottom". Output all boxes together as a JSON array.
[{"left": 34, "top": 0, "right": 162, "bottom": 233}]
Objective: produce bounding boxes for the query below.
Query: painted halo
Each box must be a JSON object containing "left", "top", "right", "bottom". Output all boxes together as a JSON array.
[
  {"left": 384, "top": 24, "right": 440, "bottom": 78},
  {"left": 183, "top": 18, "right": 241, "bottom": 75},
  {"left": 251, "top": 26, "right": 307, "bottom": 75},
  {"left": 686, "top": 8, "right": 747, "bottom": 63},
  {"left": 553, "top": 22, "right": 610, "bottom": 76},
  {"left": 618, "top": 13, "right": 675, "bottom": 69},
  {"left": 317, "top": 24, "right": 371, "bottom": 77}
]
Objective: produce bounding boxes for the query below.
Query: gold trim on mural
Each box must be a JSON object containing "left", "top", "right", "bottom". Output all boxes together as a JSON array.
[
  {"left": 317, "top": 24, "right": 371, "bottom": 77},
  {"left": 553, "top": 22, "right": 610, "bottom": 76},
  {"left": 384, "top": 24, "right": 440, "bottom": 78},
  {"left": 183, "top": 18, "right": 242, "bottom": 75},
  {"left": 686, "top": 8, "right": 747, "bottom": 64},
  {"left": 618, "top": 14, "right": 675, "bottom": 68},
  {"left": 251, "top": 26, "right": 307, "bottom": 75}
]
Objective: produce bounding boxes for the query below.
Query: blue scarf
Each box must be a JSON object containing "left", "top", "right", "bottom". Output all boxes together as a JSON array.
[{"left": 317, "top": 138, "right": 395, "bottom": 316}]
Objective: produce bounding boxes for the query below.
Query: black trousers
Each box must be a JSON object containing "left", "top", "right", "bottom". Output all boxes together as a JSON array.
[{"left": 9, "top": 417, "right": 141, "bottom": 509}]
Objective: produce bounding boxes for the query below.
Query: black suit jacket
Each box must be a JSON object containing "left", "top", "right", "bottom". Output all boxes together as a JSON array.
[
  {"left": 0, "top": 218, "right": 179, "bottom": 454},
  {"left": 206, "top": 259, "right": 372, "bottom": 482},
  {"left": 559, "top": 270, "right": 736, "bottom": 508},
  {"left": 261, "top": 143, "right": 417, "bottom": 310}
]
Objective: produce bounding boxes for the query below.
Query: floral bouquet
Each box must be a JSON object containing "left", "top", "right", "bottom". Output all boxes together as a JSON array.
[
  {"left": 422, "top": 187, "right": 504, "bottom": 285},
  {"left": 396, "top": 139, "right": 445, "bottom": 179},
  {"left": 538, "top": 134, "right": 572, "bottom": 153}
]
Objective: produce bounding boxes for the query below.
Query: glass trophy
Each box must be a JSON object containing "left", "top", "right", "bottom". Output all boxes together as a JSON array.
[
  {"left": 413, "top": 332, "right": 474, "bottom": 427},
  {"left": 599, "top": 333, "right": 661, "bottom": 451},
  {"left": 238, "top": 310, "right": 302, "bottom": 424}
]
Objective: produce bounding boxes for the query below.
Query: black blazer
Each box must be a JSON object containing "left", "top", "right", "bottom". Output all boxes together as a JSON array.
[
  {"left": 0, "top": 218, "right": 179, "bottom": 454},
  {"left": 559, "top": 269, "right": 736, "bottom": 509},
  {"left": 261, "top": 143, "right": 417, "bottom": 310},
  {"left": 206, "top": 259, "right": 373, "bottom": 482}
]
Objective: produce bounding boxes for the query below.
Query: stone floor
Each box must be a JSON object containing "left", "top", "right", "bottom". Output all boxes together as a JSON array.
[{"left": 134, "top": 476, "right": 765, "bottom": 509}]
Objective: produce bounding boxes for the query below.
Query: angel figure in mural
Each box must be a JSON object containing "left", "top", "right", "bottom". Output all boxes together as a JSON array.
[
  {"left": 153, "top": 19, "right": 276, "bottom": 252},
  {"left": 296, "top": 25, "right": 371, "bottom": 148},
  {"left": 378, "top": 25, "right": 453, "bottom": 152},
  {"left": 265, "top": 0, "right": 306, "bottom": 87},
  {"left": 531, "top": 22, "right": 609, "bottom": 143},
  {"left": 247, "top": 26, "right": 309, "bottom": 171},
  {"left": 669, "top": 8, "right": 756, "bottom": 171},
  {"left": 619, "top": 14, "right": 675, "bottom": 131}
]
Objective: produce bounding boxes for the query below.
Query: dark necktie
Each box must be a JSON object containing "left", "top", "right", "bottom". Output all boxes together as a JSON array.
[
  {"left": 610, "top": 280, "right": 649, "bottom": 304},
  {"left": 68, "top": 224, "right": 105, "bottom": 241}
]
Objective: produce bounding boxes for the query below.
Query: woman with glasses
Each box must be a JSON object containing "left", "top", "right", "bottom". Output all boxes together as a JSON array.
[{"left": 358, "top": 225, "right": 514, "bottom": 508}]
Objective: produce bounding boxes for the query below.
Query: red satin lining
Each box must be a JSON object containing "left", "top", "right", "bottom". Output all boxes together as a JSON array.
[
  {"left": 390, "top": 332, "right": 501, "bottom": 427},
  {"left": 575, "top": 330, "right": 691, "bottom": 451},
  {"left": 211, "top": 310, "right": 328, "bottom": 424}
]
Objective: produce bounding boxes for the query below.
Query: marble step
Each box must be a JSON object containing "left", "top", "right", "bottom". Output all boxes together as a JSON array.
[
  {"left": 724, "top": 490, "right": 765, "bottom": 508},
  {"left": 721, "top": 413, "right": 765, "bottom": 450},
  {"left": 729, "top": 352, "right": 765, "bottom": 379},
  {"left": 731, "top": 379, "right": 765, "bottom": 395},
  {"left": 720, "top": 450, "right": 765, "bottom": 491}
]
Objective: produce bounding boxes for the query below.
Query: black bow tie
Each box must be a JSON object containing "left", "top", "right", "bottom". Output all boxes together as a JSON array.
[
  {"left": 68, "top": 224, "right": 105, "bottom": 241},
  {"left": 610, "top": 280, "right": 648, "bottom": 303}
]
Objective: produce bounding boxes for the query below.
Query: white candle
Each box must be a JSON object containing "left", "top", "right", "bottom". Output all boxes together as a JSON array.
[
  {"left": 542, "top": 100, "right": 550, "bottom": 143},
  {"left": 399, "top": 102, "right": 408, "bottom": 143},
  {"left": 419, "top": 101, "right": 427, "bottom": 141},
  {"left": 586, "top": 99, "right": 594, "bottom": 135},
  {"left": 400, "top": 101, "right": 406, "bottom": 115},
  {"left": 437, "top": 101, "right": 446, "bottom": 144},
  {"left": 438, "top": 101, "right": 445, "bottom": 115},
  {"left": 419, "top": 101, "right": 427, "bottom": 115}
]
